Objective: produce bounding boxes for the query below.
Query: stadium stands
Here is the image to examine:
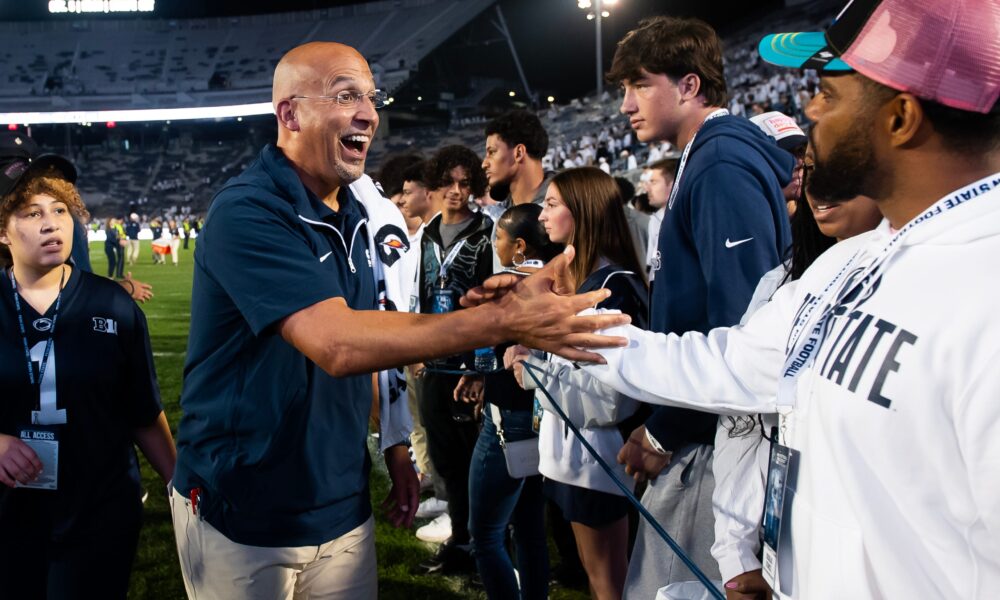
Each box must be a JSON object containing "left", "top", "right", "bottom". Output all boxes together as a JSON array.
[
  {"left": 0, "top": 0, "right": 493, "bottom": 111},
  {"left": 14, "top": 0, "right": 837, "bottom": 220}
]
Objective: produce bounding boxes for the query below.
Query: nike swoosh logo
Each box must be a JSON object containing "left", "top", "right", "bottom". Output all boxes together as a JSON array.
[
  {"left": 319, "top": 251, "right": 333, "bottom": 262},
  {"left": 725, "top": 237, "right": 753, "bottom": 248}
]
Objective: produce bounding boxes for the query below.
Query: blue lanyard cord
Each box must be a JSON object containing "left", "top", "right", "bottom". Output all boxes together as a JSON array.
[
  {"left": 420, "top": 366, "right": 506, "bottom": 376},
  {"left": 10, "top": 266, "right": 66, "bottom": 390},
  {"left": 522, "top": 361, "right": 726, "bottom": 600}
]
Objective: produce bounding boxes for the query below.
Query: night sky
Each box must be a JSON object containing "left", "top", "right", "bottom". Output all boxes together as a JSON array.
[
  {"left": 2, "top": 0, "right": 802, "bottom": 100},
  {"left": 3, "top": 0, "right": 785, "bottom": 22}
]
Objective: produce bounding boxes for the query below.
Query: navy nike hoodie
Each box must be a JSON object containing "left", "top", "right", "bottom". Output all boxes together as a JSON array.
[{"left": 646, "top": 114, "right": 793, "bottom": 450}]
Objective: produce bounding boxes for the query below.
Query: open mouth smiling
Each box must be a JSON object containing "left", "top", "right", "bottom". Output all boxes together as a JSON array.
[{"left": 341, "top": 134, "right": 369, "bottom": 157}]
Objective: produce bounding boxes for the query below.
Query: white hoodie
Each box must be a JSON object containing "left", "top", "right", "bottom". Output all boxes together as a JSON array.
[
  {"left": 349, "top": 174, "right": 415, "bottom": 450},
  {"left": 579, "top": 175, "right": 1000, "bottom": 599}
]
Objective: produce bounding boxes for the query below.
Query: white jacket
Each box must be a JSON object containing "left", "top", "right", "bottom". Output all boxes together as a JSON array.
[
  {"left": 582, "top": 175, "right": 1000, "bottom": 599},
  {"left": 711, "top": 264, "right": 788, "bottom": 582},
  {"left": 523, "top": 352, "right": 638, "bottom": 496}
]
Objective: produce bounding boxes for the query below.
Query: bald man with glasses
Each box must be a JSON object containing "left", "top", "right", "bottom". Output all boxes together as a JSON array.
[{"left": 168, "top": 42, "right": 627, "bottom": 599}]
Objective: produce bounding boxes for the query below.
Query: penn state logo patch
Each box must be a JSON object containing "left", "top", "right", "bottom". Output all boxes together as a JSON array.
[
  {"left": 374, "top": 224, "right": 409, "bottom": 267},
  {"left": 32, "top": 318, "right": 53, "bottom": 332}
]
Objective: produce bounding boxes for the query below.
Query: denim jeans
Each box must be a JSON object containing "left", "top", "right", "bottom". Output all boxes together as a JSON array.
[{"left": 469, "top": 404, "right": 549, "bottom": 599}]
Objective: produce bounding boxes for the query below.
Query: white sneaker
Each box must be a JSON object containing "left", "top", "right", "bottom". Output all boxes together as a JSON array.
[
  {"left": 416, "top": 512, "right": 452, "bottom": 543},
  {"left": 415, "top": 496, "right": 448, "bottom": 519}
]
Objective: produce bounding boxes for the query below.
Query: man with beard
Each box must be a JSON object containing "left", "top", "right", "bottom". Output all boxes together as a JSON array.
[
  {"left": 523, "top": 0, "right": 1000, "bottom": 597},
  {"left": 170, "top": 42, "right": 627, "bottom": 599}
]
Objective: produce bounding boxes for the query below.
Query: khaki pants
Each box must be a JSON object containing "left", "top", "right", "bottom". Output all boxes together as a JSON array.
[
  {"left": 169, "top": 238, "right": 180, "bottom": 264},
  {"left": 169, "top": 488, "right": 376, "bottom": 600},
  {"left": 126, "top": 239, "right": 140, "bottom": 264},
  {"left": 406, "top": 367, "right": 434, "bottom": 477}
]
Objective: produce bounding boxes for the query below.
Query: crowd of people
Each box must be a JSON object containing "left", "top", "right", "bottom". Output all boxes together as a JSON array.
[
  {"left": 0, "top": 1, "right": 998, "bottom": 599},
  {"left": 96, "top": 213, "right": 201, "bottom": 274}
]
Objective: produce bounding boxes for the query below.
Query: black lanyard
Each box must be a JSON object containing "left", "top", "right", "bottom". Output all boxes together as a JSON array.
[{"left": 10, "top": 266, "right": 66, "bottom": 392}]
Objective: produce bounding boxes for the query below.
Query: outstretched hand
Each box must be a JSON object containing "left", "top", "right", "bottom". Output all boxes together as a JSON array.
[
  {"left": 462, "top": 246, "right": 631, "bottom": 363},
  {"left": 461, "top": 246, "right": 577, "bottom": 308}
]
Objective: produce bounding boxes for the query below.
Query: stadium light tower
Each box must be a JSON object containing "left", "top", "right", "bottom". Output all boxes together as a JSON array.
[{"left": 578, "top": 0, "right": 616, "bottom": 97}]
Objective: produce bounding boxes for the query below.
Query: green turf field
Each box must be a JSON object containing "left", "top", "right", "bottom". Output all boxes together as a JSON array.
[{"left": 88, "top": 240, "right": 588, "bottom": 599}]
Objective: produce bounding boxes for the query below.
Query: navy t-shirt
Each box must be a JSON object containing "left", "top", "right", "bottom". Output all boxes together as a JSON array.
[
  {"left": 0, "top": 268, "right": 162, "bottom": 540},
  {"left": 174, "top": 145, "right": 378, "bottom": 547}
]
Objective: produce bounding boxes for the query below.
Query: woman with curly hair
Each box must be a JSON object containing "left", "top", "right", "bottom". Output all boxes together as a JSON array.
[{"left": 0, "top": 150, "right": 175, "bottom": 599}]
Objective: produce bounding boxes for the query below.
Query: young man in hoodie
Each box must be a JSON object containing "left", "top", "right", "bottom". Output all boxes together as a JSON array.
[
  {"left": 608, "top": 16, "right": 793, "bottom": 597},
  {"left": 415, "top": 144, "right": 495, "bottom": 572}
]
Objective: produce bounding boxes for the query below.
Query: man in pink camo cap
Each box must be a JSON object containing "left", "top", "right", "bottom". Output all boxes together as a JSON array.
[{"left": 534, "top": 1, "right": 1000, "bottom": 597}]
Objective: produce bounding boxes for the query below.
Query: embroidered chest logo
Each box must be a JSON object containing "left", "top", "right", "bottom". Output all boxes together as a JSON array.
[
  {"left": 92, "top": 317, "right": 118, "bottom": 335},
  {"left": 32, "top": 318, "right": 53, "bottom": 332},
  {"left": 374, "top": 224, "right": 410, "bottom": 267}
]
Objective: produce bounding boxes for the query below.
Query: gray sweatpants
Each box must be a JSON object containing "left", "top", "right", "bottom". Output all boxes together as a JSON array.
[{"left": 624, "top": 443, "right": 720, "bottom": 599}]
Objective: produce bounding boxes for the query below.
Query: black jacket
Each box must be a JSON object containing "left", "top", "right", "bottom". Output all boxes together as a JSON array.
[{"left": 419, "top": 210, "right": 494, "bottom": 367}]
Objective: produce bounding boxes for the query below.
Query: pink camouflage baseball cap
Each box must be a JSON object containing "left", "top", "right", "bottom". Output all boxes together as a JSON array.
[{"left": 758, "top": 0, "right": 1000, "bottom": 114}]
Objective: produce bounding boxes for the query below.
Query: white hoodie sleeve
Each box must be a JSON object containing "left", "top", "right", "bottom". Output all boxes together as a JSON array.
[
  {"left": 956, "top": 346, "right": 1000, "bottom": 546},
  {"left": 711, "top": 265, "right": 786, "bottom": 582},
  {"left": 711, "top": 420, "right": 769, "bottom": 581},
  {"left": 581, "top": 279, "right": 798, "bottom": 416},
  {"left": 521, "top": 353, "right": 638, "bottom": 427}
]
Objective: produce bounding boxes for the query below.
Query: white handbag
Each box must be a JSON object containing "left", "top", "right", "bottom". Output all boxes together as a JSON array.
[{"left": 490, "top": 404, "right": 540, "bottom": 479}]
